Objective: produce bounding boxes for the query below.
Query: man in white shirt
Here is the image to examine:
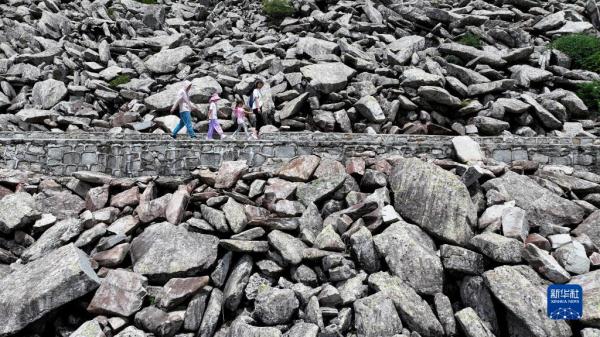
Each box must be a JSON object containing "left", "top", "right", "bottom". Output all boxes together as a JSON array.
[{"left": 170, "top": 80, "right": 198, "bottom": 139}]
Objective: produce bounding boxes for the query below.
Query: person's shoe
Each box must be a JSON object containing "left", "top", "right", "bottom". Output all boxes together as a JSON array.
[
  {"left": 190, "top": 136, "right": 197, "bottom": 139},
  {"left": 170, "top": 134, "right": 177, "bottom": 139}
]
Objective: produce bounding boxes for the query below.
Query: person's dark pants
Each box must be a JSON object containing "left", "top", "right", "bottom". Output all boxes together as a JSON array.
[
  {"left": 251, "top": 108, "right": 266, "bottom": 128},
  {"left": 172, "top": 111, "right": 196, "bottom": 138}
]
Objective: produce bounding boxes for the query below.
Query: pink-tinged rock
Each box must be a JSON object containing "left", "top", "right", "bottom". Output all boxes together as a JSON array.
[
  {"left": 107, "top": 215, "right": 140, "bottom": 235},
  {"left": 139, "top": 181, "right": 157, "bottom": 204},
  {"left": 92, "top": 243, "right": 130, "bottom": 267},
  {"left": 525, "top": 233, "right": 551, "bottom": 251},
  {"left": 372, "top": 159, "right": 393, "bottom": 175},
  {"left": 87, "top": 269, "right": 147, "bottom": 317},
  {"left": 314, "top": 158, "right": 346, "bottom": 178},
  {"left": 278, "top": 155, "right": 321, "bottom": 182},
  {"left": 110, "top": 186, "right": 140, "bottom": 208},
  {"left": 346, "top": 157, "right": 366, "bottom": 177},
  {"left": 135, "top": 193, "right": 172, "bottom": 223},
  {"left": 215, "top": 161, "right": 248, "bottom": 189},
  {"left": 192, "top": 169, "right": 217, "bottom": 186},
  {"left": 166, "top": 186, "right": 190, "bottom": 225},
  {"left": 85, "top": 186, "right": 109, "bottom": 212},
  {"left": 264, "top": 178, "right": 298, "bottom": 200},
  {"left": 501, "top": 206, "right": 528, "bottom": 241},
  {"left": 73, "top": 171, "right": 113, "bottom": 185},
  {"left": 158, "top": 276, "right": 210, "bottom": 309},
  {"left": 244, "top": 205, "right": 270, "bottom": 222},
  {"left": 273, "top": 200, "right": 305, "bottom": 217},
  {"left": 590, "top": 252, "right": 600, "bottom": 266},
  {"left": 0, "top": 185, "right": 13, "bottom": 200}
]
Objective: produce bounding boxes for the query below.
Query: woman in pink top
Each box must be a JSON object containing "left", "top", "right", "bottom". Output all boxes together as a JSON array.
[{"left": 231, "top": 100, "right": 257, "bottom": 139}]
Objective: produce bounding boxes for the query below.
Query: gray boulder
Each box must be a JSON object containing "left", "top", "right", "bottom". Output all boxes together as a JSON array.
[
  {"left": 254, "top": 287, "right": 299, "bottom": 325},
  {"left": 484, "top": 265, "right": 572, "bottom": 337},
  {"left": 145, "top": 46, "right": 194, "bottom": 74},
  {"left": 353, "top": 292, "right": 403, "bottom": 337},
  {"left": 300, "top": 62, "right": 356, "bottom": 94},
  {"left": 32, "top": 78, "right": 67, "bottom": 109},
  {"left": 355, "top": 96, "right": 386, "bottom": 123},
  {"left": 374, "top": 222, "right": 443, "bottom": 295},
  {"left": 470, "top": 233, "right": 522, "bottom": 264},
  {"left": 389, "top": 157, "right": 475, "bottom": 245},
  {"left": 483, "top": 171, "right": 585, "bottom": 227},
  {"left": 0, "top": 244, "right": 100, "bottom": 336},
  {"left": 455, "top": 308, "right": 496, "bottom": 337},
  {"left": 0, "top": 192, "right": 40, "bottom": 234},
  {"left": 130, "top": 222, "right": 219, "bottom": 281},
  {"left": 22, "top": 218, "right": 83, "bottom": 262},
  {"left": 369, "top": 272, "right": 444, "bottom": 337},
  {"left": 87, "top": 269, "right": 147, "bottom": 316}
]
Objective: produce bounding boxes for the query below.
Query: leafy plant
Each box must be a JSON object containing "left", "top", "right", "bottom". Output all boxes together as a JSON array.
[
  {"left": 109, "top": 75, "right": 131, "bottom": 88},
  {"left": 582, "top": 51, "right": 600, "bottom": 73},
  {"left": 576, "top": 80, "right": 600, "bottom": 113},
  {"left": 457, "top": 33, "right": 482, "bottom": 49},
  {"left": 262, "top": 0, "right": 295, "bottom": 18},
  {"left": 550, "top": 34, "right": 600, "bottom": 69}
]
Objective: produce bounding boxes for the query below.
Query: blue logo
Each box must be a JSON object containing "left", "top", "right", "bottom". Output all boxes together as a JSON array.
[{"left": 547, "top": 284, "right": 583, "bottom": 320}]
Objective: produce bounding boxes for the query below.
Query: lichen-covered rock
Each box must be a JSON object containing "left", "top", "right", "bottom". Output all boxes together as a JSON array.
[
  {"left": 0, "top": 244, "right": 100, "bottom": 336},
  {"left": 254, "top": 287, "right": 299, "bottom": 325},
  {"left": 88, "top": 269, "right": 147, "bottom": 316},
  {"left": 130, "top": 222, "right": 219, "bottom": 281},
  {"left": 389, "top": 158, "right": 475, "bottom": 245}
]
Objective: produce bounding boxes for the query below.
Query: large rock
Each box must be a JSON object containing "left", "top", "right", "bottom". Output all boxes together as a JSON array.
[
  {"left": 354, "top": 292, "right": 403, "bottom": 337},
  {"left": 130, "top": 222, "right": 219, "bottom": 281},
  {"left": 223, "top": 255, "right": 253, "bottom": 311},
  {"left": 300, "top": 62, "right": 356, "bottom": 94},
  {"left": 452, "top": 136, "right": 485, "bottom": 163},
  {"left": 388, "top": 35, "right": 426, "bottom": 64},
  {"left": 278, "top": 155, "right": 320, "bottom": 182},
  {"left": 297, "top": 37, "right": 338, "bottom": 57},
  {"left": 355, "top": 96, "right": 386, "bottom": 123},
  {"left": 32, "top": 78, "right": 68, "bottom": 109},
  {"left": 215, "top": 161, "right": 248, "bottom": 189},
  {"left": 418, "top": 86, "right": 461, "bottom": 106},
  {"left": 374, "top": 222, "right": 443, "bottom": 295},
  {"left": 296, "top": 174, "right": 345, "bottom": 206},
  {"left": 569, "top": 270, "right": 600, "bottom": 327},
  {"left": 455, "top": 308, "right": 496, "bottom": 337},
  {"left": 254, "top": 287, "right": 299, "bottom": 325},
  {"left": 145, "top": 77, "right": 222, "bottom": 111},
  {"left": 523, "top": 243, "right": 571, "bottom": 283},
  {"left": 70, "top": 320, "right": 105, "bottom": 337},
  {"left": 0, "top": 192, "right": 40, "bottom": 234},
  {"left": 279, "top": 92, "right": 309, "bottom": 120},
  {"left": 369, "top": 272, "right": 444, "bottom": 337},
  {"left": 16, "top": 108, "right": 59, "bottom": 123},
  {"left": 470, "top": 233, "right": 522, "bottom": 264},
  {"left": 87, "top": 269, "right": 147, "bottom": 316},
  {"left": 22, "top": 218, "right": 83, "bottom": 262},
  {"left": 35, "top": 189, "right": 85, "bottom": 219},
  {"left": 268, "top": 230, "right": 307, "bottom": 265},
  {"left": 573, "top": 211, "right": 600, "bottom": 247},
  {"left": 389, "top": 158, "right": 475, "bottom": 245},
  {"left": 483, "top": 171, "right": 585, "bottom": 227},
  {"left": 0, "top": 244, "right": 100, "bottom": 336},
  {"left": 483, "top": 265, "right": 572, "bottom": 337},
  {"left": 229, "top": 321, "right": 282, "bottom": 337},
  {"left": 145, "top": 46, "right": 194, "bottom": 74}
]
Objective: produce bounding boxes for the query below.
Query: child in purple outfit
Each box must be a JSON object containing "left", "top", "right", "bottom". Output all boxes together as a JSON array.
[{"left": 207, "top": 93, "right": 226, "bottom": 140}]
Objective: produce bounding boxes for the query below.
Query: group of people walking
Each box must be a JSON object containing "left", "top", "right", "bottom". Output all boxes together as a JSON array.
[{"left": 170, "top": 80, "right": 264, "bottom": 140}]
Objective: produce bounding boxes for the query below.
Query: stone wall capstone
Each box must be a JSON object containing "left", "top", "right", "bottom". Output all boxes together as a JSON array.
[{"left": 0, "top": 132, "right": 599, "bottom": 177}]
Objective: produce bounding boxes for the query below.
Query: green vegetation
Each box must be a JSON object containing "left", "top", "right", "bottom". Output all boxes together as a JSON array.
[
  {"left": 576, "top": 80, "right": 600, "bottom": 113},
  {"left": 445, "top": 55, "right": 463, "bottom": 65},
  {"left": 107, "top": 7, "right": 115, "bottom": 19},
  {"left": 109, "top": 75, "right": 131, "bottom": 88},
  {"left": 550, "top": 34, "right": 600, "bottom": 70},
  {"left": 135, "top": 0, "right": 157, "bottom": 4},
  {"left": 457, "top": 33, "right": 482, "bottom": 49},
  {"left": 262, "top": 0, "right": 295, "bottom": 18}
]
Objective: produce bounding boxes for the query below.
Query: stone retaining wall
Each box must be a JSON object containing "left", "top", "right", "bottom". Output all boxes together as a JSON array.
[{"left": 0, "top": 132, "right": 599, "bottom": 177}]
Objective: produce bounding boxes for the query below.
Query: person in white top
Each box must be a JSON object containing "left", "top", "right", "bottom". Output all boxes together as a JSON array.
[
  {"left": 207, "top": 93, "right": 226, "bottom": 140},
  {"left": 249, "top": 80, "right": 265, "bottom": 129},
  {"left": 170, "top": 80, "right": 198, "bottom": 139}
]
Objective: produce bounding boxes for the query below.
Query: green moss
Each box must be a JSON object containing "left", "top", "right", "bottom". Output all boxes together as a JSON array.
[
  {"left": 445, "top": 55, "right": 463, "bottom": 65},
  {"left": 576, "top": 80, "right": 600, "bottom": 114},
  {"left": 550, "top": 34, "right": 600, "bottom": 69},
  {"left": 457, "top": 33, "right": 482, "bottom": 49},
  {"left": 262, "top": 0, "right": 295, "bottom": 18},
  {"left": 109, "top": 75, "right": 131, "bottom": 88},
  {"left": 107, "top": 7, "right": 115, "bottom": 19},
  {"left": 460, "top": 99, "right": 474, "bottom": 107}
]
